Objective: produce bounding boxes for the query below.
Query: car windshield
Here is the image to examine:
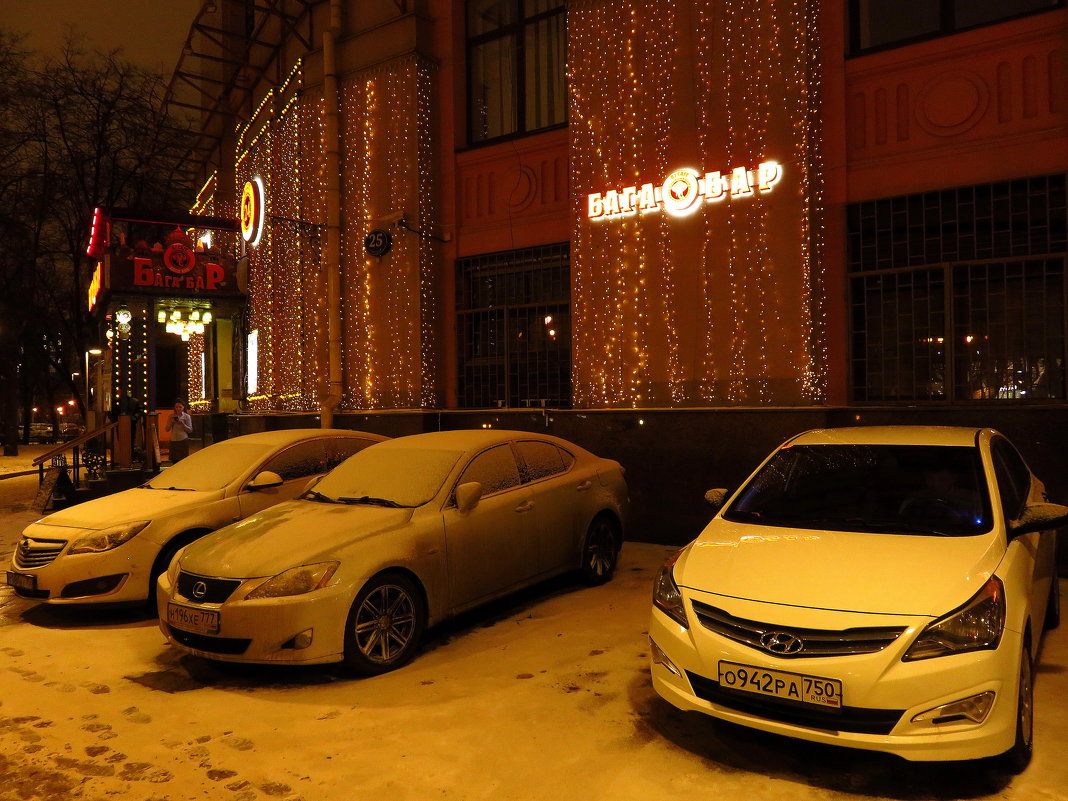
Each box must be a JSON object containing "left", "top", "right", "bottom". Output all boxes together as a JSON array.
[
  {"left": 311, "top": 447, "right": 462, "bottom": 508},
  {"left": 723, "top": 444, "right": 992, "bottom": 536},
  {"left": 143, "top": 443, "right": 275, "bottom": 491}
]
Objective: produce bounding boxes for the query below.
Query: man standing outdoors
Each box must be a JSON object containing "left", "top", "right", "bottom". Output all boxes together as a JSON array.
[{"left": 165, "top": 400, "right": 193, "bottom": 463}]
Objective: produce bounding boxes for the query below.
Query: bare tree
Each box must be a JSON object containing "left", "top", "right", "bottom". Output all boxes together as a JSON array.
[{"left": 0, "top": 31, "right": 196, "bottom": 455}]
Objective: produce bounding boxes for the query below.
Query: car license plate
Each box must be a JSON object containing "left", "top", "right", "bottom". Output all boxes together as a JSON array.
[
  {"left": 6, "top": 572, "right": 37, "bottom": 591},
  {"left": 167, "top": 603, "right": 220, "bottom": 635},
  {"left": 718, "top": 661, "right": 842, "bottom": 709}
]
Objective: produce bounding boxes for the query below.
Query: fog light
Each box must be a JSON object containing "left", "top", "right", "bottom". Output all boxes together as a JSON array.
[
  {"left": 911, "top": 691, "right": 995, "bottom": 725},
  {"left": 649, "top": 637, "right": 680, "bottom": 676},
  {"left": 281, "top": 629, "right": 314, "bottom": 650}
]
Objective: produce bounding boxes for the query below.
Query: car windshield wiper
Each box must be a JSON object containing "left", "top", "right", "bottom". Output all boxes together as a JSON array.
[
  {"left": 801, "top": 517, "right": 954, "bottom": 536},
  {"left": 302, "top": 490, "right": 339, "bottom": 503},
  {"left": 141, "top": 485, "right": 196, "bottom": 491},
  {"left": 337, "top": 495, "right": 407, "bottom": 508}
]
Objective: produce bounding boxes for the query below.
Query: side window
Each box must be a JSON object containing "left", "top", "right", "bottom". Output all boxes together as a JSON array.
[
  {"left": 258, "top": 440, "right": 326, "bottom": 482},
  {"left": 324, "top": 438, "right": 378, "bottom": 472},
  {"left": 456, "top": 444, "right": 521, "bottom": 497},
  {"left": 990, "top": 438, "right": 1032, "bottom": 520},
  {"left": 516, "top": 440, "right": 567, "bottom": 482}
]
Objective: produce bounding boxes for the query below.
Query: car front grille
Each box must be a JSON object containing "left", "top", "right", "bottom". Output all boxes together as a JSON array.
[
  {"left": 176, "top": 571, "right": 242, "bottom": 604},
  {"left": 13, "top": 538, "right": 67, "bottom": 569},
  {"left": 690, "top": 599, "right": 906, "bottom": 658},
  {"left": 167, "top": 626, "right": 251, "bottom": 655},
  {"left": 686, "top": 670, "right": 904, "bottom": 735}
]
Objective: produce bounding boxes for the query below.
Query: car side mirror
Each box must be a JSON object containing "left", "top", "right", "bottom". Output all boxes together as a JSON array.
[
  {"left": 1009, "top": 501, "right": 1068, "bottom": 537},
  {"left": 704, "top": 488, "right": 729, "bottom": 513},
  {"left": 455, "top": 481, "right": 483, "bottom": 513},
  {"left": 247, "top": 470, "right": 284, "bottom": 491}
]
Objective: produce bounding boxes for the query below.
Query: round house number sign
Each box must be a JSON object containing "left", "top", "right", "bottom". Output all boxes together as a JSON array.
[{"left": 364, "top": 229, "right": 392, "bottom": 257}]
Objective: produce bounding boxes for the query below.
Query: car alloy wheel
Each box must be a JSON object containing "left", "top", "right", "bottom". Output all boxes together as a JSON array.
[
  {"left": 344, "top": 573, "right": 425, "bottom": 675},
  {"left": 580, "top": 515, "right": 619, "bottom": 586}
]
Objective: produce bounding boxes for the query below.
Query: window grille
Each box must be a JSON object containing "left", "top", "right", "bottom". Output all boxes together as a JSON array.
[
  {"left": 849, "top": 175, "right": 1067, "bottom": 403},
  {"left": 456, "top": 243, "right": 571, "bottom": 408}
]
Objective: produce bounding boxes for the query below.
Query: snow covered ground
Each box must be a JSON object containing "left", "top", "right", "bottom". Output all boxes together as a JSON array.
[{"left": 1, "top": 455, "right": 1067, "bottom": 801}]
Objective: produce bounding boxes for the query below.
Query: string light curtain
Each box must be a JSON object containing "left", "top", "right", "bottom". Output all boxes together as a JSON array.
[
  {"left": 569, "top": 0, "right": 826, "bottom": 407},
  {"left": 340, "top": 56, "right": 439, "bottom": 409},
  {"left": 238, "top": 64, "right": 327, "bottom": 413}
]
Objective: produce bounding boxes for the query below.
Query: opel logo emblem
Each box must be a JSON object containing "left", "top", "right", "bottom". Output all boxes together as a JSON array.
[
  {"left": 19, "top": 540, "right": 30, "bottom": 557},
  {"left": 192, "top": 581, "right": 208, "bottom": 599},
  {"left": 759, "top": 631, "right": 804, "bottom": 655}
]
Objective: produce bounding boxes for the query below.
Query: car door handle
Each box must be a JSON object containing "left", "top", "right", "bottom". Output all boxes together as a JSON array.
[
  {"left": 515, "top": 500, "right": 535, "bottom": 513},
  {"left": 576, "top": 480, "right": 593, "bottom": 491}
]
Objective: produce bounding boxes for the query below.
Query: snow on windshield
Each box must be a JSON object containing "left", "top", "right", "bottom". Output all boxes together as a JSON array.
[
  {"left": 724, "top": 444, "right": 992, "bottom": 536},
  {"left": 314, "top": 447, "right": 462, "bottom": 507},
  {"left": 145, "top": 443, "right": 274, "bottom": 491}
]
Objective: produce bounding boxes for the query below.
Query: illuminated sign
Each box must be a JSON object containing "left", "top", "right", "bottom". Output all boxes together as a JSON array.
[
  {"left": 587, "top": 161, "right": 782, "bottom": 220},
  {"left": 87, "top": 261, "right": 103, "bottom": 311},
  {"left": 240, "top": 177, "right": 266, "bottom": 246},
  {"left": 86, "top": 207, "right": 110, "bottom": 259}
]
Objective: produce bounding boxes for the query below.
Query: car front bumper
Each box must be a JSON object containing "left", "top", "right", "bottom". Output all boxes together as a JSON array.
[
  {"left": 8, "top": 526, "right": 157, "bottom": 605},
  {"left": 648, "top": 600, "right": 1023, "bottom": 762},
  {"left": 156, "top": 571, "right": 350, "bottom": 665}
]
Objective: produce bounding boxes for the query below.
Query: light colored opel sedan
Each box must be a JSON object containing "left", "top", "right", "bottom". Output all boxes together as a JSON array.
[
  {"left": 157, "top": 429, "right": 628, "bottom": 674},
  {"left": 7, "top": 429, "right": 387, "bottom": 605},
  {"left": 650, "top": 426, "right": 1065, "bottom": 771}
]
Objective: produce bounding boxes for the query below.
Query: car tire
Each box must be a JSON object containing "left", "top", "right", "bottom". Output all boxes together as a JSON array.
[
  {"left": 579, "top": 514, "right": 620, "bottom": 586},
  {"left": 146, "top": 534, "right": 203, "bottom": 611},
  {"left": 342, "top": 573, "right": 426, "bottom": 676},
  {"left": 995, "top": 644, "right": 1034, "bottom": 774},
  {"left": 1045, "top": 577, "right": 1060, "bottom": 630}
]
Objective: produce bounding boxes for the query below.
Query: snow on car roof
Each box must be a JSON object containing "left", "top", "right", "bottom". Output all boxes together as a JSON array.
[
  {"left": 789, "top": 425, "right": 985, "bottom": 448},
  {"left": 219, "top": 428, "right": 386, "bottom": 446},
  {"left": 371, "top": 429, "right": 568, "bottom": 452}
]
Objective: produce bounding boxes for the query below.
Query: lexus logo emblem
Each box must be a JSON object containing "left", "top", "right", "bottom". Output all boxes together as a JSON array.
[
  {"left": 192, "top": 581, "right": 208, "bottom": 599},
  {"left": 759, "top": 631, "right": 804, "bottom": 655}
]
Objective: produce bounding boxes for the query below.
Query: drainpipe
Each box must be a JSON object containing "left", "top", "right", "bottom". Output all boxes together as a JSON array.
[{"left": 321, "top": 0, "right": 344, "bottom": 428}]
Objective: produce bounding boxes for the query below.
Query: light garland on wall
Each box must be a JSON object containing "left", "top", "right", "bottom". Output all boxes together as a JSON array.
[
  {"left": 237, "top": 61, "right": 328, "bottom": 414},
  {"left": 339, "top": 56, "right": 437, "bottom": 410},
  {"left": 570, "top": 0, "right": 826, "bottom": 407}
]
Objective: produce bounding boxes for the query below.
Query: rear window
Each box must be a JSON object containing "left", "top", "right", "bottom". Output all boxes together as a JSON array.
[{"left": 724, "top": 444, "right": 992, "bottom": 536}]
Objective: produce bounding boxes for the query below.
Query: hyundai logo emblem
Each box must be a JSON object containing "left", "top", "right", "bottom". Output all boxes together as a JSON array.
[
  {"left": 759, "top": 631, "right": 804, "bottom": 655},
  {"left": 192, "top": 581, "right": 208, "bottom": 599}
]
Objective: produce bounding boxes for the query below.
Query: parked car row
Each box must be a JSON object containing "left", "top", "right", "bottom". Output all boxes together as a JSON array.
[{"left": 6, "top": 425, "right": 1065, "bottom": 772}]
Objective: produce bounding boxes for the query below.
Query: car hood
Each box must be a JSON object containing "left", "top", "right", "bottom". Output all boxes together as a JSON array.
[
  {"left": 676, "top": 519, "right": 1005, "bottom": 617},
  {"left": 178, "top": 500, "right": 414, "bottom": 578},
  {"left": 34, "top": 487, "right": 224, "bottom": 530}
]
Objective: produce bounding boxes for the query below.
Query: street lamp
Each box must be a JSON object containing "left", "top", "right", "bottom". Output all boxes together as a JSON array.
[{"left": 85, "top": 349, "right": 103, "bottom": 428}]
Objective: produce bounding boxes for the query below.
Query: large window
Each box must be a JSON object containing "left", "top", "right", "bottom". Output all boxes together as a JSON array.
[
  {"left": 849, "top": 175, "right": 1067, "bottom": 403},
  {"left": 849, "top": 0, "right": 1062, "bottom": 54},
  {"left": 467, "top": 0, "right": 566, "bottom": 144},
  {"left": 456, "top": 243, "right": 571, "bottom": 408}
]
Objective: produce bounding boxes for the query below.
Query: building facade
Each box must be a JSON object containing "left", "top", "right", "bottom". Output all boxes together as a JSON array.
[{"left": 143, "top": 0, "right": 1066, "bottom": 541}]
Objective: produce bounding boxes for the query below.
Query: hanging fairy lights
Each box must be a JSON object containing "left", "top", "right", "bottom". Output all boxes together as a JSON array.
[
  {"left": 570, "top": 0, "right": 826, "bottom": 407},
  {"left": 236, "top": 61, "right": 328, "bottom": 413},
  {"left": 339, "top": 56, "right": 437, "bottom": 410}
]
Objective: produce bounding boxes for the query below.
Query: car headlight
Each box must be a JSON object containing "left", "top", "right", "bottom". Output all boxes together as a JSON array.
[
  {"left": 165, "top": 549, "right": 187, "bottom": 586},
  {"left": 245, "top": 562, "right": 340, "bottom": 600},
  {"left": 652, "top": 549, "right": 689, "bottom": 629},
  {"left": 68, "top": 521, "right": 151, "bottom": 555},
  {"left": 903, "top": 577, "right": 1005, "bottom": 661}
]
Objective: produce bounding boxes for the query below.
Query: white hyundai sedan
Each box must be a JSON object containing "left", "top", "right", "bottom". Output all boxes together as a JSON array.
[
  {"left": 157, "top": 429, "right": 628, "bottom": 674},
  {"left": 650, "top": 426, "right": 1065, "bottom": 771},
  {"left": 7, "top": 429, "right": 386, "bottom": 605}
]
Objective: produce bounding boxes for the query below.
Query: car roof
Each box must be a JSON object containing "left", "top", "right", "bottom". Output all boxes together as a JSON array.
[
  {"left": 370, "top": 429, "right": 573, "bottom": 453},
  {"left": 787, "top": 426, "right": 987, "bottom": 448},
  {"left": 217, "top": 428, "right": 387, "bottom": 447}
]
